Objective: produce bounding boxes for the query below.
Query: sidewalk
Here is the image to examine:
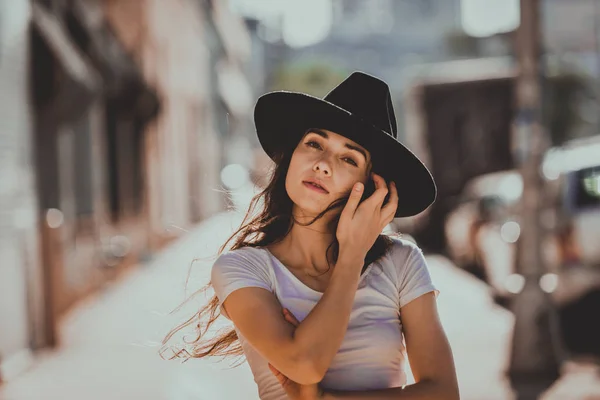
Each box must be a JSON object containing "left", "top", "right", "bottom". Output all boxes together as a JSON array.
[
  {"left": 425, "top": 255, "right": 514, "bottom": 399},
  {"left": 1, "top": 211, "right": 257, "bottom": 400},
  {"left": 1, "top": 211, "right": 597, "bottom": 399}
]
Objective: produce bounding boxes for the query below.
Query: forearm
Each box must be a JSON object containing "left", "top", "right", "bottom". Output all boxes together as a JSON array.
[
  {"left": 323, "top": 379, "right": 460, "bottom": 400},
  {"left": 293, "top": 252, "right": 364, "bottom": 377}
]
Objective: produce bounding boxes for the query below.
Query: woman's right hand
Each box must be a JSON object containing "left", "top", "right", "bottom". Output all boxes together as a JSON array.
[{"left": 336, "top": 173, "right": 398, "bottom": 263}]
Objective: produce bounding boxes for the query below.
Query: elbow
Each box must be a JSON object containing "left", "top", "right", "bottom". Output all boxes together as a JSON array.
[
  {"left": 419, "top": 378, "right": 460, "bottom": 400},
  {"left": 452, "top": 388, "right": 461, "bottom": 400},
  {"left": 446, "top": 377, "right": 460, "bottom": 400},
  {"left": 272, "top": 348, "right": 325, "bottom": 385},
  {"left": 293, "top": 357, "right": 326, "bottom": 385},
  {"left": 438, "top": 381, "right": 460, "bottom": 400},
  {"left": 284, "top": 341, "right": 328, "bottom": 384}
]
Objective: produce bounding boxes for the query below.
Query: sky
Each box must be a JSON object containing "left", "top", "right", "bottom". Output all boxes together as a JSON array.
[
  {"left": 230, "top": 0, "right": 333, "bottom": 47},
  {"left": 229, "top": 0, "right": 521, "bottom": 47},
  {"left": 461, "top": 0, "right": 520, "bottom": 37}
]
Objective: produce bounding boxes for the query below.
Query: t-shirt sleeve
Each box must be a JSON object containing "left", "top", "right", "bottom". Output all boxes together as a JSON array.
[
  {"left": 396, "top": 243, "right": 439, "bottom": 308},
  {"left": 211, "top": 249, "right": 273, "bottom": 319}
]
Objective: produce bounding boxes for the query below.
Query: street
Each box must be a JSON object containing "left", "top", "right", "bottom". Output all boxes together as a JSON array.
[{"left": 1, "top": 211, "right": 598, "bottom": 400}]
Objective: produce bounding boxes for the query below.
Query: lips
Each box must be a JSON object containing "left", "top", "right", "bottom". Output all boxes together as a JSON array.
[{"left": 303, "top": 180, "right": 329, "bottom": 194}]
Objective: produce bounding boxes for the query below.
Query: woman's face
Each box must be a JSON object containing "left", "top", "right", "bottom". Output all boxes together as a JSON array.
[{"left": 286, "top": 128, "right": 371, "bottom": 217}]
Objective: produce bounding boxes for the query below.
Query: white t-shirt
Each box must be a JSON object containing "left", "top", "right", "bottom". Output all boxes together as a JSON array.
[{"left": 211, "top": 238, "right": 438, "bottom": 400}]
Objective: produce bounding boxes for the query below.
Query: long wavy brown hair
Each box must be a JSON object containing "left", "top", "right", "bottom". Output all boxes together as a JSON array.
[{"left": 161, "top": 146, "right": 394, "bottom": 364}]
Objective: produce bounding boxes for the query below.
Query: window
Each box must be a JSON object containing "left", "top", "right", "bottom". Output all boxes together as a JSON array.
[
  {"left": 73, "top": 113, "right": 94, "bottom": 216},
  {"left": 104, "top": 100, "right": 145, "bottom": 221},
  {"left": 573, "top": 167, "right": 600, "bottom": 209}
]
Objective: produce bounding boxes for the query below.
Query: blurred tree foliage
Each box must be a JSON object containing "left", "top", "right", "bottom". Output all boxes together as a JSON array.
[
  {"left": 444, "top": 29, "right": 513, "bottom": 59},
  {"left": 270, "top": 61, "right": 348, "bottom": 98},
  {"left": 444, "top": 30, "right": 480, "bottom": 57}
]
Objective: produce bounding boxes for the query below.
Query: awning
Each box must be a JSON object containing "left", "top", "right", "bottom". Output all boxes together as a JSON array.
[
  {"left": 70, "top": 0, "right": 137, "bottom": 94},
  {"left": 69, "top": 0, "right": 160, "bottom": 124},
  {"left": 31, "top": 2, "right": 101, "bottom": 124}
]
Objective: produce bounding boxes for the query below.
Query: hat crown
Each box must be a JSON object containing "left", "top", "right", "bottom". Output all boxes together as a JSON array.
[{"left": 323, "top": 72, "right": 397, "bottom": 139}]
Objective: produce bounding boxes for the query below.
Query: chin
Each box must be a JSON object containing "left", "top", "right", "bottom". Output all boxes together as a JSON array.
[
  {"left": 287, "top": 190, "right": 328, "bottom": 217},
  {"left": 292, "top": 197, "right": 328, "bottom": 217}
]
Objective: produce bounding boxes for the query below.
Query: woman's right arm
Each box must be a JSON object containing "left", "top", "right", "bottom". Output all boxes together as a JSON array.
[
  {"left": 222, "top": 174, "right": 398, "bottom": 385},
  {"left": 223, "top": 254, "right": 362, "bottom": 384}
]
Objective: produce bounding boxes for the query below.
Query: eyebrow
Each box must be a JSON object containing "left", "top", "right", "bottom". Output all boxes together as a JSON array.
[{"left": 308, "top": 129, "right": 368, "bottom": 162}]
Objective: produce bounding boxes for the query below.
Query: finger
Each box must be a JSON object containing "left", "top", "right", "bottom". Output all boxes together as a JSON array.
[
  {"left": 381, "top": 181, "right": 398, "bottom": 222},
  {"left": 372, "top": 172, "right": 386, "bottom": 191},
  {"left": 283, "top": 308, "right": 300, "bottom": 326},
  {"left": 284, "top": 313, "right": 298, "bottom": 327},
  {"left": 339, "top": 182, "right": 364, "bottom": 220},
  {"left": 268, "top": 363, "right": 286, "bottom": 383},
  {"left": 269, "top": 363, "right": 290, "bottom": 387},
  {"left": 282, "top": 308, "right": 296, "bottom": 326},
  {"left": 372, "top": 173, "right": 389, "bottom": 201},
  {"left": 364, "top": 173, "right": 388, "bottom": 207}
]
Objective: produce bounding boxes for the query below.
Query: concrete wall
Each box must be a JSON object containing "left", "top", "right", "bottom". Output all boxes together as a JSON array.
[{"left": 0, "top": 0, "right": 46, "bottom": 371}]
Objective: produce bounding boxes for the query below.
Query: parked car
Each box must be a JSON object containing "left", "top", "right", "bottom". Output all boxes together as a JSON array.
[
  {"left": 444, "top": 170, "right": 522, "bottom": 289},
  {"left": 444, "top": 136, "right": 600, "bottom": 357},
  {"left": 445, "top": 137, "right": 600, "bottom": 298},
  {"left": 547, "top": 138, "right": 600, "bottom": 359}
]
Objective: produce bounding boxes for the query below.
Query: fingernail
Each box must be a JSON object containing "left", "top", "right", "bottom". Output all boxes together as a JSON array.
[{"left": 355, "top": 183, "right": 363, "bottom": 191}]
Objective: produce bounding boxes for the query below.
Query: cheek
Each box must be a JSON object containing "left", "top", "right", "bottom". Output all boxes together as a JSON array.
[
  {"left": 286, "top": 154, "right": 302, "bottom": 182},
  {"left": 285, "top": 155, "right": 304, "bottom": 195},
  {"left": 335, "top": 170, "right": 368, "bottom": 195}
]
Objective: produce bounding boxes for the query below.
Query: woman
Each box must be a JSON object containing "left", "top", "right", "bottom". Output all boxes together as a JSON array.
[{"left": 164, "top": 72, "right": 459, "bottom": 399}]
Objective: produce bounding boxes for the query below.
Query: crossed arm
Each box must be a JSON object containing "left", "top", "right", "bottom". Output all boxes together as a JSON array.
[
  {"left": 224, "top": 276, "right": 459, "bottom": 399},
  {"left": 222, "top": 255, "right": 366, "bottom": 385}
]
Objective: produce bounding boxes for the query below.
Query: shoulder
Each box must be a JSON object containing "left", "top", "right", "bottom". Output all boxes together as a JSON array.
[
  {"left": 213, "top": 246, "right": 270, "bottom": 269},
  {"left": 385, "top": 236, "right": 424, "bottom": 268},
  {"left": 211, "top": 246, "right": 273, "bottom": 288},
  {"left": 210, "top": 246, "right": 275, "bottom": 319},
  {"left": 383, "top": 236, "right": 437, "bottom": 307},
  {"left": 373, "top": 236, "right": 422, "bottom": 281}
]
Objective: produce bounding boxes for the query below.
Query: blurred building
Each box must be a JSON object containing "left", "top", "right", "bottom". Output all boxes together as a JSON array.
[
  {"left": 543, "top": 0, "right": 598, "bottom": 56},
  {"left": 0, "top": 0, "right": 253, "bottom": 381},
  {"left": 275, "top": 0, "right": 461, "bottom": 80},
  {"left": 396, "top": 0, "right": 600, "bottom": 251}
]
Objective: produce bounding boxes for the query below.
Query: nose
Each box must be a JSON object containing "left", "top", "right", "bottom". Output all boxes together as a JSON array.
[{"left": 313, "top": 158, "right": 331, "bottom": 176}]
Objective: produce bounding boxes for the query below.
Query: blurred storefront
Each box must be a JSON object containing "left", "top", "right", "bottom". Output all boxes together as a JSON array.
[
  {"left": 27, "top": 0, "right": 160, "bottom": 358},
  {"left": 0, "top": 0, "right": 254, "bottom": 382}
]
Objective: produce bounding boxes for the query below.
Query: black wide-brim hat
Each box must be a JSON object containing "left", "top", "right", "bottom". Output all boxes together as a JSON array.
[{"left": 254, "top": 71, "right": 436, "bottom": 218}]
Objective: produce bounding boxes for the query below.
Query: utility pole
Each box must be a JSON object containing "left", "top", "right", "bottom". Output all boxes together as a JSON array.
[
  {"left": 595, "top": 0, "right": 600, "bottom": 133},
  {"left": 508, "top": 0, "right": 562, "bottom": 399}
]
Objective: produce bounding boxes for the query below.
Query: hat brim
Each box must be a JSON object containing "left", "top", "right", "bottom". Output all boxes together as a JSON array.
[{"left": 254, "top": 92, "right": 436, "bottom": 217}]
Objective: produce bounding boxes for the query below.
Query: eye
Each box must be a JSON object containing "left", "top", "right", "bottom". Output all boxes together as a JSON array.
[
  {"left": 305, "top": 140, "right": 322, "bottom": 150},
  {"left": 343, "top": 157, "right": 358, "bottom": 167}
]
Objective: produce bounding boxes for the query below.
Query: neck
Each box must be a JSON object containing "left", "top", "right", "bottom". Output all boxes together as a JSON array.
[{"left": 275, "top": 209, "right": 337, "bottom": 274}]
